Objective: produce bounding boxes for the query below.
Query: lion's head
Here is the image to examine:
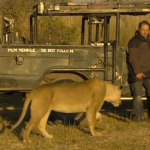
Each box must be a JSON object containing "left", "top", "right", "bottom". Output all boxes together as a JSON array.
[{"left": 105, "top": 84, "right": 123, "bottom": 107}]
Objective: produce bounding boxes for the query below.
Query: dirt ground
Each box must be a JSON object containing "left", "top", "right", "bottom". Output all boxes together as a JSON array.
[{"left": 0, "top": 93, "right": 150, "bottom": 150}]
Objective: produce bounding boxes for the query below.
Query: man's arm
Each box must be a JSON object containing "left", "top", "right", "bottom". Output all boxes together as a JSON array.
[
  {"left": 128, "top": 42, "right": 145, "bottom": 79},
  {"left": 128, "top": 42, "right": 141, "bottom": 74}
]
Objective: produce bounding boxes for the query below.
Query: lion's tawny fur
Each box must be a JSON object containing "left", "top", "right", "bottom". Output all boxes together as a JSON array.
[{"left": 9, "top": 77, "right": 123, "bottom": 142}]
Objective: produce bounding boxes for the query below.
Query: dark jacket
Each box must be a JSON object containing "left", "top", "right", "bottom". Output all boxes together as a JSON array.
[{"left": 128, "top": 30, "right": 150, "bottom": 74}]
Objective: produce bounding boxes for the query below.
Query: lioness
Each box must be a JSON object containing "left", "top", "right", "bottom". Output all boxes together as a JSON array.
[{"left": 8, "top": 77, "right": 123, "bottom": 142}]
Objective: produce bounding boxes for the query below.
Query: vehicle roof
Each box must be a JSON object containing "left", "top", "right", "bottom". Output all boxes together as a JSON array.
[{"left": 34, "top": 1, "right": 150, "bottom": 16}]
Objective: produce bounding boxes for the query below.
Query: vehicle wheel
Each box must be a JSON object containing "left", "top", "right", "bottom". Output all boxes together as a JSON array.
[{"left": 48, "top": 78, "right": 86, "bottom": 125}]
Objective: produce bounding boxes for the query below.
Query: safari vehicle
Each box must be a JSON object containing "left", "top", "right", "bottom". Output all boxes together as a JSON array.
[{"left": 1, "top": 0, "right": 150, "bottom": 121}]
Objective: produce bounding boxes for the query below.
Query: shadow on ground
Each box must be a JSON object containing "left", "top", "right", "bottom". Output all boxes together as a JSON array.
[{"left": 101, "top": 100, "right": 148, "bottom": 120}]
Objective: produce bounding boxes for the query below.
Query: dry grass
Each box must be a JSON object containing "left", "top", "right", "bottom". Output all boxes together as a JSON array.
[{"left": 0, "top": 113, "right": 150, "bottom": 150}]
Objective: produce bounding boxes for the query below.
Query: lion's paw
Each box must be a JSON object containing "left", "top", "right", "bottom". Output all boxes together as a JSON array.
[
  {"left": 47, "top": 134, "right": 54, "bottom": 139},
  {"left": 93, "top": 132, "right": 102, "bottom": 136},
  {"left": 23, "top": 139, "right": 31, "bottom": 143}
]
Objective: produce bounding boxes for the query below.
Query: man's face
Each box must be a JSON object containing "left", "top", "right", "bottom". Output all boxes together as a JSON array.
[{"left": 139, "top": 24, "right": 149, "bottom": 38}]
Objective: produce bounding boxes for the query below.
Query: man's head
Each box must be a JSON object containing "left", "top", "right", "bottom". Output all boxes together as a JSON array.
[{"left": 138, "top": 20, "right": 150, "bottom": 38}]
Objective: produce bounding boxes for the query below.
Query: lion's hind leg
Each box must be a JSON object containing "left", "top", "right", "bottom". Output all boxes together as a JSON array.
[
  {"left": 23, "top": 119, "right": 35, "bottom": 143},
  {"left": 37, "top": 110, "right": 53, "bottom": 139},
  {"left": 86, "top": 107, "right": 102, "bottom": 136}
]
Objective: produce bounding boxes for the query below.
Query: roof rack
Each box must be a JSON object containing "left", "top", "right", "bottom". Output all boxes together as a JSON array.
[{"left": 35, "top": 1, "right": 150, "bottom": 15}]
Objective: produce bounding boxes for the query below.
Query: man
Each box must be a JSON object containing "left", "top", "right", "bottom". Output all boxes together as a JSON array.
[{"left": 128, "top": 20, "right": 150, "bottom": 122}]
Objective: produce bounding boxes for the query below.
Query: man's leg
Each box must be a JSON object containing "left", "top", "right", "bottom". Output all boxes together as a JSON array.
[
  {"left": 131, "top": 80, "right": 144, "bottom": 121},
  {"left": 143, "top": 79, "right": 150, "bottom": 119}
]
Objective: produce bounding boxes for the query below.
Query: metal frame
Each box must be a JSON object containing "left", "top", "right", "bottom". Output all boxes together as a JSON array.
[{"left": 29, "top": 1, "right": 150, "bottom": 84}]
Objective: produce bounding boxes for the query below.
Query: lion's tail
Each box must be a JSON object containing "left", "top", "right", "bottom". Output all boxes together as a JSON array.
[{"left": 7, "top": 90, "right": 34, "bottom": 130}]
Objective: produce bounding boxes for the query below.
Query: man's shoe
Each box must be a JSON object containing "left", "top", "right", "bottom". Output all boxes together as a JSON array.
[
  {"left": 145, "top": 118, "right": 150, "bottom": 122},
  {"left": 132, "top": 116, "right": 146, "bottom": 123}
]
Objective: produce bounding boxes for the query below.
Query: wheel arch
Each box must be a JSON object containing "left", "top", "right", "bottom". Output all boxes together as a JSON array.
[{"left": 37, "top": 71, "right": 90, "bottom": 85}]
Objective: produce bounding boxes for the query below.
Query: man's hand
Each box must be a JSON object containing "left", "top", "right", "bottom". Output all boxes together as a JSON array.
[{"left": 136, "top": 73, "right": 145, "bottom": 80}]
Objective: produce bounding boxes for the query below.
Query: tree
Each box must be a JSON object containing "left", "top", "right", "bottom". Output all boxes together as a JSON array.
[
  {"left": 37, "top": 16, "right": 80, "bottom": 44},
  {"left": 0, "top": 0, "right": 80, "bottom": 44}
]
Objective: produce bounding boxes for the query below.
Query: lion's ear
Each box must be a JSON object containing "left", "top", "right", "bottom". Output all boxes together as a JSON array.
[{"left": 119, "top": 85, "right": 123, "bottom": 90}]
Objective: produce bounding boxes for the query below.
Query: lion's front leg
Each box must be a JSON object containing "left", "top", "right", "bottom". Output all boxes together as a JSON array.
[{"left": 86, "top": 107, "right": 102, "bottom": 136}]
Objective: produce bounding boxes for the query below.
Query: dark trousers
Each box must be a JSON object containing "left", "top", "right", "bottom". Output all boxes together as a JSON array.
[{"left": 131, "top": 79, "right": 150, "bottom": 119}]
